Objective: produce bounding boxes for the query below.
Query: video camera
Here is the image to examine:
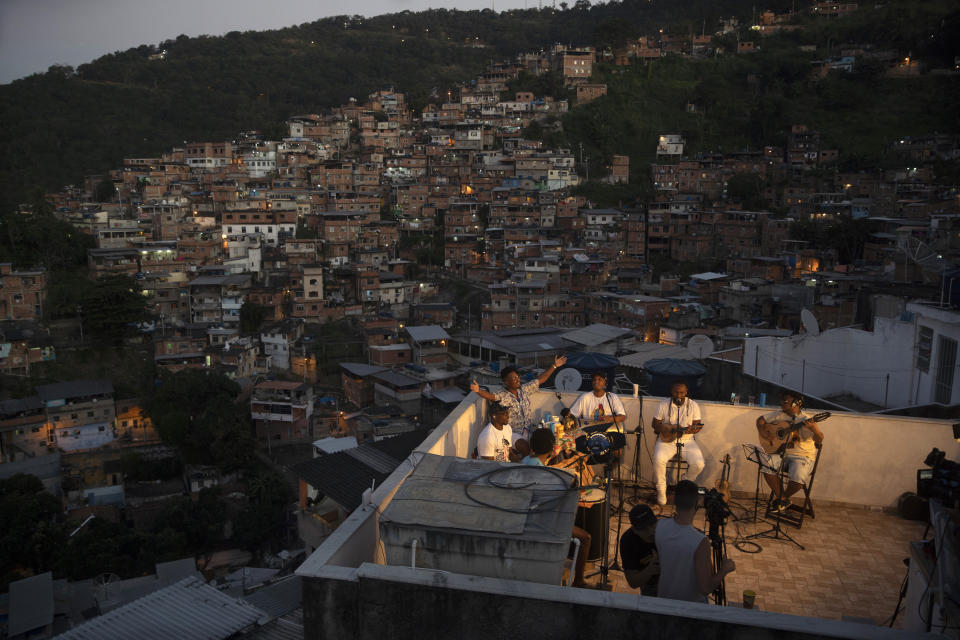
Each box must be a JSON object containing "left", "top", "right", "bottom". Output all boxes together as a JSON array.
[
  {"left": 917, "top": 448, "right": 960, "bottom": 507},
  {"left": 697, "top": 486, "right": 730, "bottom": 525}
]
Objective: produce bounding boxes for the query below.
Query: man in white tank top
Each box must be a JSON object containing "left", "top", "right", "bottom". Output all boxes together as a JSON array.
[{"left": 655, "top": 480, "right": 735, "bottom": 603}]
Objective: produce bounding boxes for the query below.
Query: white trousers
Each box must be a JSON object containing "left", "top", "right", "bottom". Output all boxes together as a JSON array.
[{"left": 654, "top": 438, "right": 705, "bottom": 501}]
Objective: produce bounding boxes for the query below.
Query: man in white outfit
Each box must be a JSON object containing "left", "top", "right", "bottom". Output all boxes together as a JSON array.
[{"left": 651, "top": 381, "right": 705, "bottom": 507}]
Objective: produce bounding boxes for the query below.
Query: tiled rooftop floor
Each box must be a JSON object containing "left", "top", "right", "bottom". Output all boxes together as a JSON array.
[{"left": 594, "top": 491, "right": 924, "bottom": 629}]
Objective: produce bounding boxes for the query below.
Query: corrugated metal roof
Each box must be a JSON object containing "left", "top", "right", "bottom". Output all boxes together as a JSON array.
[
  {"left": 243, "top": 609, "right": 303, "bottom": 640},
  {"left": 345, "top": 447, "right": 400, "bottom": 474},
  {"left": 405, "top": 325, "right": 450, "bottom": 343},
  {"left": 53, "top": 576, "right": 265, "bottom": 640},
  {"left": 155, "top": 558, "right": 199, "bottom": 584},
  {"left": 8, "top": 571, "right": 53, "bottom": 636},
  {"left": 430, "top": 387, "right": 466, "bottom": 404},
  {"left": 293, "top": 430, "right": 427, "bottom": 512},
  {"left": 618, "top": 343, "right": 693, "bottom": 368},
  {"left": 339, "top": 362, "right": 387, "bottom": 377},
  {"left": 561, "top": 323, "right": 632, "bottom": 346},
  {"left": 688, "top": 271, "right": 729, "bottom": 281},
  {"left": 241, "top": 576, "right": 301, "bottom": 620},
  {"left": 371, "top": 370, "right": 421, "bottom": 387}
]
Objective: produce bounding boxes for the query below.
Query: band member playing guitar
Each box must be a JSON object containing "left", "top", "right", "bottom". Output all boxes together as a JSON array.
[
  {"left": 755, "top": 391, "right": 826, "bottom": 512},
  {"left": 652, "top": 381, "right": 706, "bottom": 508}
]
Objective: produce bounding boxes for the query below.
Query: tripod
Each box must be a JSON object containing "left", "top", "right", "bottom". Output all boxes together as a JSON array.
[
  {"left": 707, "top": 514, "right": 728, "bottom": 606},
  {"left": 585, "top": 456, "right": 617, "bottom": 589},
  {"left": 744, "top": 445, "right": 804, "bottom": 550}
]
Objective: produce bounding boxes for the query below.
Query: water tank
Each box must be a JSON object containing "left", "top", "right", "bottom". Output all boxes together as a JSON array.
[
  {"left": 379, "top": 455, "right": 579, "bottom": 584},
  {"left": 643, "top": 358, "right": 706, "bottom": 397}
]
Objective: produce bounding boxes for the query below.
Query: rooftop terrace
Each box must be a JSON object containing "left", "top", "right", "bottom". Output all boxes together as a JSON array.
[{"left": 297, "top": 390, "right": 958, "bottom": 639}]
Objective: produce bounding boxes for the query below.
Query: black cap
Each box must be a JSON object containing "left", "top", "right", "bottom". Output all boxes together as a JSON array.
[{"left": 629, "top": 504, "right": 656, "bottom": 528}]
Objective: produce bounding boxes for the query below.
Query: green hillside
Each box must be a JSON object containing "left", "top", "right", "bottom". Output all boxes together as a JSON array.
[{"left": 0, "top": 0, "right": 957, "bottom": 213}]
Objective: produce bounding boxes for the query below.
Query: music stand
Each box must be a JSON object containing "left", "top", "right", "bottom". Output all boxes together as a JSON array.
[
  {"left": 741, "top": 443, "right": 772, "bottom": 523},
  {"left": 744, "top": 444, "right": 804, "bottom": 551}
]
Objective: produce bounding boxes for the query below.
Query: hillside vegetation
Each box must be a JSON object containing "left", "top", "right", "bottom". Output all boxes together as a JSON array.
[{"left": 1, "top": 0, "right": 958, "bottom": 213}]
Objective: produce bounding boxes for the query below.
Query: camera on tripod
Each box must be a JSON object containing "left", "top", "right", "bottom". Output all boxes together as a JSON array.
[
  {"left": 917, "top": 448, "right": 960, "bottom": 507},
  {"left": 697, "top": 486, "right": 729, "bottom": 524}
]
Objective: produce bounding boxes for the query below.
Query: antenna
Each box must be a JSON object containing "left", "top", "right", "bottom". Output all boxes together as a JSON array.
[
  {"left": 686, "top": 335, "right": 715, "bottom": 360},
  {"left": 554, "top": 367, "right": 583, "bottom": 392},
  {"left": 800, "top": 308, "right": 820, "bottom": 336}
]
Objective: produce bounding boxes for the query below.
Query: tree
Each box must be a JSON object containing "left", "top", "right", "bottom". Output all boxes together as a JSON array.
[
  {"left": 233, "top": 470, "right": 293, "bottom": 552},
  {"left": 0, "top": 474, "right": 63, "bottom": 577},
  {"left": 79, "top": 275, "right": 148, "bottom": 344},
  {"left": 147, "top": 369, "right": 255, "bottom": 470},
  {"left": 240, "top": 301, "right": 270, "bottom": 333},
  {"left": 94, "top": 178, "right": 117, "bottom": 203},
  {"left": 726, "top": 172, "right": 766, "bottom": 210},
  {"left": 153, "top": 488, "right": 226, "bottom": 551}
]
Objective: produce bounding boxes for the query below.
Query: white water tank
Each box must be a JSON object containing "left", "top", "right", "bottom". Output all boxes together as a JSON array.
[{"left": 379, "top": 455, "right": 579, "bottom": 585}]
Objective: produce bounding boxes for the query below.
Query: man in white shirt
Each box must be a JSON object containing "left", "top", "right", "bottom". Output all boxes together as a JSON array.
[
  {"left": 651, "top": 381, "right": 705, "bottom": 507},
  {"left": 477, "top": 403, "right": 523, "bottom": 462},
  {"left": 569, "top": 371, "right": 626, "bottom": 427},
  {"left": 656, "top": 480, "right": 735, "bottom": 603}
]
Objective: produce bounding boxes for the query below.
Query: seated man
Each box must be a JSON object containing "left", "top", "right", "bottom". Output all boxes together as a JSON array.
[
  {"left": 651, "top": 381, "right": 705, "bottom": 507},
  {"left": 569, "top": 370, "right": 627, "bottom": 427},
  {"left": 619, "top": 504, "right": 659, "bottom": 596},
  {"left": 755, "top": 391, "right": 824, "bottom": 512},
  {"left": 477, "top": 403, "right": 528, "bottom": 462}
]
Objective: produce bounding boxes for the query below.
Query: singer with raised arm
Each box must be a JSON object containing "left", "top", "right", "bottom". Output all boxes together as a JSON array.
[
  {"left": 470, "top": 354, "right": 568, "bottom": 438},
  {"left": 651, "top": 381, "right": 705, "bottom": 508},
  {"left": 569, "top": 370, "right": 626, "bottom": 429},
  {"left": 755, "top": 391, "right": 825, "bottom": 512}
]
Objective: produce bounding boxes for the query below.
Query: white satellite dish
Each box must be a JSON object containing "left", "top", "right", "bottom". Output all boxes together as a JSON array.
[
  {"left": 554, "top": 367, "right": 583, "bottom": 392},
  {"left": 686, "top": 335, "right": 715, "bottom": 360},
  {"left": 801, "top": 308, "right": 821, "bottom": 336}
]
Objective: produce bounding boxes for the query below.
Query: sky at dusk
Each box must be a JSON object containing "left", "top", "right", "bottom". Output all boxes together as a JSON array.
[{"left": 0, "top": 0, "right": 548, "bottom": 84}]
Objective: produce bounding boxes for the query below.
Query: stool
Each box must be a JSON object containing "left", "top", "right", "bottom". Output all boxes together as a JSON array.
[{"left": 665, "top": 453, "right": 689, "bottom": 489}]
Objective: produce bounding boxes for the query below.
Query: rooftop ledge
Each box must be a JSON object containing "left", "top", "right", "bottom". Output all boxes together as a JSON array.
[{"left": 298, "top": 391, "right": 959, "bottom": 639}]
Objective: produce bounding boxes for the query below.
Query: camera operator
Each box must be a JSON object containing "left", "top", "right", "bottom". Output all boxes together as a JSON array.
[{"left": 655, "top": 480, "right": 735, "bottom": 603}]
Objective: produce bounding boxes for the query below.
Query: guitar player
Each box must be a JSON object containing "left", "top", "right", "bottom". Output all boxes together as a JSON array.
[
  {"left": 652, "top": 381, "right": 706, "bottom": 509},
  {"left": 756, "top": 391, "right": 825, "bottom": 512}
]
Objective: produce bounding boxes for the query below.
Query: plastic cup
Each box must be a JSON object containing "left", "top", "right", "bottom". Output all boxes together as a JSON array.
[{"left": 742, "top": 590, "right": 756, "bottom": 609}]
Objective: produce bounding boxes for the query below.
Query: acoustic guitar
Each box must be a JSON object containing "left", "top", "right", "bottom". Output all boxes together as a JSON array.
[
  {"left": 757, "top": 411, "right": 830, "bottom": 454},
  {"left": 714, "top": 454, "right": 732, "bottom": 504},
  {"left": 657, "top": 420, "right": 703, "bottom": 443}
]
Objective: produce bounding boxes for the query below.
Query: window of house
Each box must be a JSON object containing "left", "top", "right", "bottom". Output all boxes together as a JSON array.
[
  {"left": 98, "top": 425, "right": 105, "bottom": 432},
  {"left": 71, "top": 413, "right": 77, "bottom": 420}
]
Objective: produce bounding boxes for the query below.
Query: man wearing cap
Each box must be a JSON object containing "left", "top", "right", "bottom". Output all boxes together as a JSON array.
[
  {"left": 477, "top": 403, "right": 527, "bottom": 462},
  {"left": 619, "top": 504, "right": 659, "bottom": 596}
]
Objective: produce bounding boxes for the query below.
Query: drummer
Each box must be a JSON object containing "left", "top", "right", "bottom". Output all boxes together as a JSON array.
[{"left": 569, "top": 371, "right": 626, "bottom": 429}]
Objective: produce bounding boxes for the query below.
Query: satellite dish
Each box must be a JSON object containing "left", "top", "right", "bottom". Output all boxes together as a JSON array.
[
  {"left": 554, "top": 367, "right": 583, "bottom": 392},
  {"left": 686, "top": 335, "right": 715, "bottom": 360},
  {"left": 801, "top": 308, "right": 820, "bottom": 336}
]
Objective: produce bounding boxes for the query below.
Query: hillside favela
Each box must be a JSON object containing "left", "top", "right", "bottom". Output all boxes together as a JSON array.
[{"left": 1, "top": 1, "right": 959, "bottom": 638}]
